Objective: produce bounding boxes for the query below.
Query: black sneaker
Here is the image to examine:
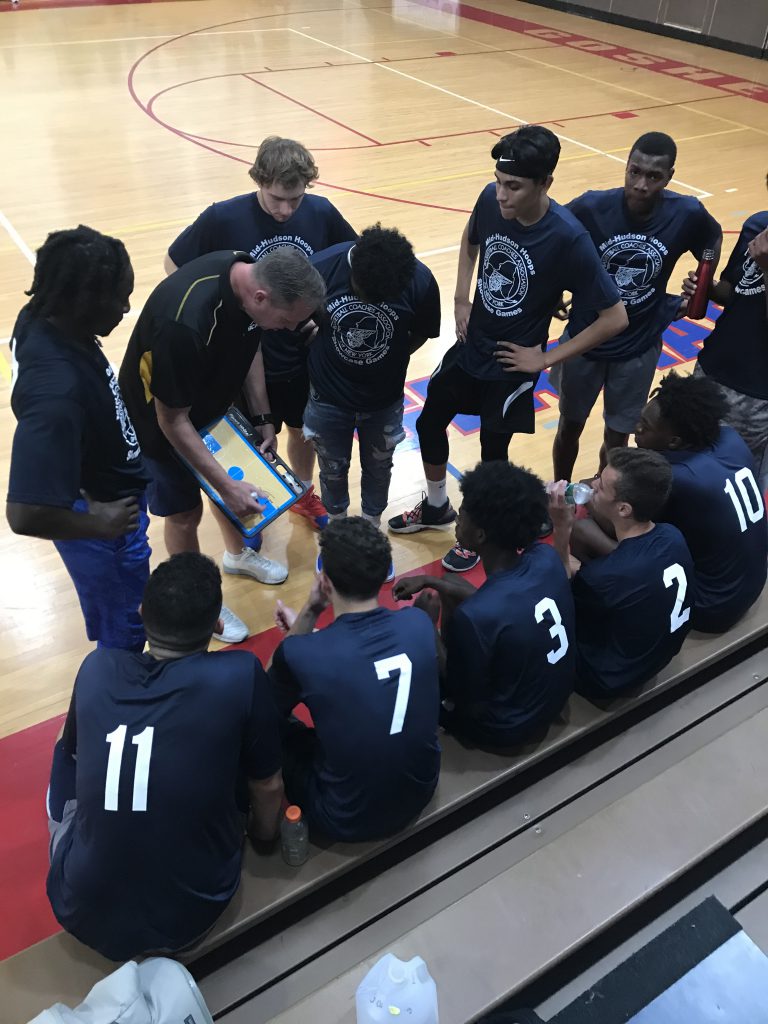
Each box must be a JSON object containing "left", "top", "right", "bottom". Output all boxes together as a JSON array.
[
  {"left": 442, "top": 543, "right": 480, "bottom": 572},
  {"left": 388, "top": 495, "right": 456, "bottom": 534}
]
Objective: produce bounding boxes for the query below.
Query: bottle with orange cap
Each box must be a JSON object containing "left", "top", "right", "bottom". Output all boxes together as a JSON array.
[{"left": 281, "top": 804, "right": 309, "bottom": 866}]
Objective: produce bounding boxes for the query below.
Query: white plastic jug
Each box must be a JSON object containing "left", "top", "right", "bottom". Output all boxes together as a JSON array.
[{"left": 355, "top": 953, "right": 439, "bottom": 1024}]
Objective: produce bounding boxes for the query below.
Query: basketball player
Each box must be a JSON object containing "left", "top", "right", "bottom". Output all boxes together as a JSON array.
[
  {"left": 549, "top": 448, "right": 694, "bottom": 698},
  {"left": 304, "top": 225, "right": 440, "bottom": 537},
  {"left": 389, "top": 126, "right": 627, "bottom": 572},
  {"left": 552, "top": 132, "right": 722, "bottom": 482},
  {"left": 634, "top": 372, "right": 766, "bottom": 632},
  {"left": 394, "top": 462, "right": 575, "bottom": 748},
  {"left": 119, "top": 248, "right": 326, "bottom": 642},
  {"left": 6, "top": 226, "right": 150, "bottom": 651},
  {"left": 166, "top": 137, "right": 357, "bottom": 529},
  {"left": 268, "top": 517, "right": 440, "bottom": 842},
  {"left": 688, "top": 174, "right": 768, "bottom": 491},
  {"left": 46, "top": 553, "right": 284, "bottom": 960}
]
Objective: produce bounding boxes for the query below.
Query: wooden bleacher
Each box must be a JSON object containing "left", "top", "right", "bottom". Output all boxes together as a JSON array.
[{"left": 3, "top": 590, "right": 768, "bottom": 1024}]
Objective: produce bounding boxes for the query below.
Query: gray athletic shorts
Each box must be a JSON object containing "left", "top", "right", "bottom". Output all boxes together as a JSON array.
[
  {"left": 693, "top": 362, "right": 768, "bottom": 489},
  {"left": 551, "top": 335, "right": 662, "bottom": 433}
]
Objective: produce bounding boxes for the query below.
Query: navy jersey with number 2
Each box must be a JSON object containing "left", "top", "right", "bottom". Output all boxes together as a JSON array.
[{"left": 270, "top": 606, "right": 441, "bottom": 842}]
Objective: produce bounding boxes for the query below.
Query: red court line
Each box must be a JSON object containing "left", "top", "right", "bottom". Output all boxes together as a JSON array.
[
  {"left": 242, "top": 74, "right": 382, "bottom": 146},
  {"left": 408, "top": 0, "right": 768, "bottom": 104}
]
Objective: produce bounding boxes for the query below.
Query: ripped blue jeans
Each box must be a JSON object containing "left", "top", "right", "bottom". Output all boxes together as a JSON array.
[{"left": 303, "top": 389, "right": 406, "bottom": 518}]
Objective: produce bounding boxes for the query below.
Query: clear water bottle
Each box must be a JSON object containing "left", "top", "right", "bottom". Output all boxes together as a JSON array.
[
  {"left": 546, "top": 481, "right": 594, "bottom": 505},
  {"left": 281, "top": 805, "right": 309, "bottom": 866}
]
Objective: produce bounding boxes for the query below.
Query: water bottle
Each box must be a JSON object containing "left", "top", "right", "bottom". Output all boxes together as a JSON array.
[
  {"left": 686, "top": 248, "right": 716, "bottom": 319},
  {"left": 281, "top": 805, "right": 309, "bottom": 866},
  {"left": 546, "top": 481, "right": 594, "bottom": 505},
  {"left": 356, "top": 953, "right": 439, "bottom": 1024}
]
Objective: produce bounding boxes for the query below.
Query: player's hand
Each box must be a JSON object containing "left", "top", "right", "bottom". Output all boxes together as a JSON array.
[
  {"left": 299, "top": 319, "right": 319, "bottom": 345},
  {"left": 222, "top": 479, "right": 266, "bottom": 519},
  {"left": 306, "top": 572, "right": 331, "bottom": 614},
  {"left": 257, "top": 423, "right": 278, "bottom": 459},
  {"left": 392, "top": 575, "right": 429, "bottom": 601},
  {"left": 82, "top": 491, "right": 140, "bottom": 539},
  {"left": 547, "top": 480, "right": 576, "bottom": 532},
  {"left": 274, "top": 599, "right": 298, "bottom": 633},
  {"left": 454, "top": 298, "right": 472, "bottom": 343},
  {"left": 414, "top": 590, "right": 440, "bottom": 625},
  {"left": 748, "top": 227, "right": 768, "bottom": 271},
  {"left": 495, "top": 341, "right": 546, "bottom": 374}
]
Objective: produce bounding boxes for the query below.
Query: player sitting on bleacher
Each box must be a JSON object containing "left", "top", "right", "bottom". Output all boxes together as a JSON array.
[
  {"left": 46, "top": 553, "right": 284, "bottom": 961},
  {"left": 268, "top": 517, "right": 441, "bottom": 842},
  {"left": 393, "top": 461, "right": 575, "bottom": 749},
  {"left": 548, "top": 447, "right": 694, "bottom": 698},
  {"left": 635, "top": 371, "right": 767, "bottom": 632}
]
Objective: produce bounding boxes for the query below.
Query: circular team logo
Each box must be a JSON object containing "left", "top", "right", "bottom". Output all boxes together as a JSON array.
[
  {"left": 331, "top": 300, "right": 394, "bottom": 365},
  {"left": 480, "top": 239, "right": 529, "bottom": 313},
  {"left": 602, "top": 238, "right": 663, "bottom": 300},
  {"left": 738, "top": 253, "right": 763, "bottom": 290},
  {"left": 250, "top": 238, "right": 311, "bottom": 260}
]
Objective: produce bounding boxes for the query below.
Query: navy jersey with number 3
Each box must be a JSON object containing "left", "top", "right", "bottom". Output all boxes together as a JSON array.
[
  {"left": 661, "top": 427, "right": 767, "bottom": 632},
  {"left": 270, "top": 606, "right": 441, "bottom": 842}
]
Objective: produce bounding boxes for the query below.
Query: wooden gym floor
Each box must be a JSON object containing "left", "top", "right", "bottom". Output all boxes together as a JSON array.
[{"left": 1, "top": 0, "right": 767, "bottom": 738}]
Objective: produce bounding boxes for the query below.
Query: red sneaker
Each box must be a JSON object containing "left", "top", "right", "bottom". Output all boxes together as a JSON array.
[{"left": 290, "top": 485, "right": 329, "bottom": 530}]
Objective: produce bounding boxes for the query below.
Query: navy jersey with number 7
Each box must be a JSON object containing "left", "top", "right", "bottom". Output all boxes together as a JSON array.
[{"left": 269, "top": 606, "right": 441, "bottom": 842}]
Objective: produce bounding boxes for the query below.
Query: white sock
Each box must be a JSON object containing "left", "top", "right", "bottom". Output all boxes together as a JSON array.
[
  {"left": 426, "top": 478, "right": 448, "bottom": 508},
  {"left": 329, "top": 510, "right": 347, "bottom": 521},
  {"left": 301, "top": 479, "right": 314, "bottom": 491},
  {"left": 362, "top": 511, "right": 381, "bottom": 529}
]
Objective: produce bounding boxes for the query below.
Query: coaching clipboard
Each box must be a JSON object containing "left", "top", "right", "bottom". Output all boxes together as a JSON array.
[{"left": 181, "top": 407, "right": 306, "bottom": 537}]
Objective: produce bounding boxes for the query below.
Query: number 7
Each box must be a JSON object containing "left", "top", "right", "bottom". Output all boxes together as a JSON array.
[{"left": 375, "top": 654, "right": 413, "bottom": 735}]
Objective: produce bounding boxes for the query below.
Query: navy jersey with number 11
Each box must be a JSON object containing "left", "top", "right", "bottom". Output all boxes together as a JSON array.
[{"left": 270, "top": 606, "right": 441, "bottom": 842}]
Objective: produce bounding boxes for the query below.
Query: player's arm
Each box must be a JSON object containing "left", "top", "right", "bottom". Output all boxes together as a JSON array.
[
  {"left": 247, "top": 770, "right": 284, "bottom": 848},
  {"left": 569, "top": 517, "right": 618, "bottom": 562},
  {"left": 242, "top": 348, "right": 277, "bottom": 456},
  {"left": 154, "top": 398, "right": 266, "bottom": 519},
  {"left": 548, "top": 481, "right": 579, "bottom": 579},
  {"left": 748, "top": 226, "right": 768, "bottom": 317},
  {"left": 545, "top": 300, "right": 627, "bottom": 369},
  {"left": 6, "top": 398, "right": 140, "bottom": 541},
  {"left": 268, "top": 578, "right": 331, "bottom": 663},
  {"left": 393, "top": 574, "right": 476, "bottom": 631},
  {"left": 454, "top": 220, "right": 480, "bottom": 342}
]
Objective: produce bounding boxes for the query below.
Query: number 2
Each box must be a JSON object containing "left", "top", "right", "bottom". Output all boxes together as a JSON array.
[
  {"left": 375, "top": 654, "right": 412, "bottom": 735},
  {"left": 104, "top": 725, "right": 154, "bottom": 812},
  {"left": 663, "top": 563, "right": 691, "bottom": 633},
  {"left": 534, "top": 597, "right": 569, "bottom": 665}
]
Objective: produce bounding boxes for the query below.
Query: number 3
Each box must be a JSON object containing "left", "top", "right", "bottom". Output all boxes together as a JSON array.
[
  {"left": 375, "top": 654, "right": 413, "bottom": 735},
  {"left": 534, "top": 597, "right": 569, "bottom": 665}
]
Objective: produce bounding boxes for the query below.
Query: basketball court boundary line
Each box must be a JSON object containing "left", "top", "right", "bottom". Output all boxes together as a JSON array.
[{"left": 286, "top": 28, "right": 713, "bottom": 198}]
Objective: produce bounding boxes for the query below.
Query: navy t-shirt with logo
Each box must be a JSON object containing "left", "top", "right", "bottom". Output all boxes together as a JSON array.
[
  {"left": 568, "top": 188, "right": 721, "bottom": 361},
  {"left": 698, "top": 211, "right": 768, "bottom": 399},
  {"left": 573, "top": 523, "right": 694, "bottom": 697},
  {"left": 306, "top": 242, "right": 441, "bottom": 411},
  {"left": 168, "top": 192, "right": 357, "bottom": 380},
  {"left": 461, "top": 185, "right": 620, "bottom": 381},
  {"left": 444, "top": 542, "right": 576, "bottom": 743},
  {"left": 8, "top": 309, "right": 149, "bottom": 507},
  {"left": 269, "top": 606, "right": 441, "bottom": 843},
  {"left": 659, "top": 426, "right": 767, "bottom": 632},
  {"left": 47, "top": 648, "right": 282, "bottom": 960}
]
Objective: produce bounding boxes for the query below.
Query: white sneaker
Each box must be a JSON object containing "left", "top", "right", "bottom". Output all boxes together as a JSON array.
[
  {"left": 213, "top": 605, "right": 249, "bottom": 644},
  {"left": 223, "top": 547, "right": 288, "bottom": 585}
]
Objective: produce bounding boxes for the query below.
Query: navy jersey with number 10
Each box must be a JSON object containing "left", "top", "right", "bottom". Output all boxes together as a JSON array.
[
  {"left": 270, "top": 606, "right": 441, "bottom": 842},
  {"left": 660, "top": 426, "right": 767, "bottom": 632}
]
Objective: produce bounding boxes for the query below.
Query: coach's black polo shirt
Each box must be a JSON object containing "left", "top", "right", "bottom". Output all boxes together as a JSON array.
[{"left": 119, "top": 251, "right": 260, "bottom": 459}]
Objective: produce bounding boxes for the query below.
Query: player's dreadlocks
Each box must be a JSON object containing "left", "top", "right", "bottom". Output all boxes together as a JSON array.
[
  {"left": 25, "top": 225, "right": 130, "bottom": 322},
  {"left": 651, "top": 370, "right": 727, "bottom": 451},
  {"left": 460, "top": 461, "right": 547, "bottom": 553}
]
